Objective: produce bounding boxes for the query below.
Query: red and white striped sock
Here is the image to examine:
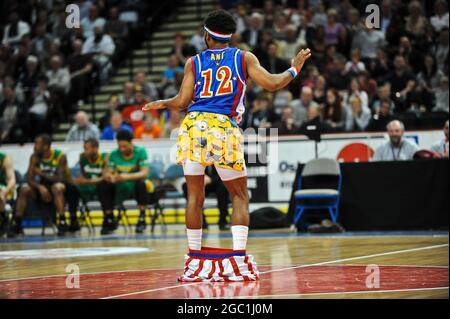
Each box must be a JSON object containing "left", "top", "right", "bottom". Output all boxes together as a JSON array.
[
  {"left": 186, "top": 228, "right": 202, "bottom": 250},
  {"left": 231, "top": 225, "right": 248, "bottom": 251}
]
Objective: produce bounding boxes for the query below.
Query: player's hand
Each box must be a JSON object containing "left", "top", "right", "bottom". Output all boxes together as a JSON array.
[
  {"left": 291, "top": 48, "right": 312, "bottom": 73},
  {"left": 142, "top": 100, "right": 166, "bottom": 111}
]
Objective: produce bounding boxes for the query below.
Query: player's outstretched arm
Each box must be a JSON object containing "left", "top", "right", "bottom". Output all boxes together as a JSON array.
[
  {"left": 142, "top": 58, "right": 195, "bottom": 111},
  {"left": 246, "top": 49, "right": 311, "bottom": 92}
]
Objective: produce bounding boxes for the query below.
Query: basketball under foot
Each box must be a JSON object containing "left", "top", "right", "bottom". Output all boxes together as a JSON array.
[{"left": 178, "top": 247, "right": 259, "bottom": 282}]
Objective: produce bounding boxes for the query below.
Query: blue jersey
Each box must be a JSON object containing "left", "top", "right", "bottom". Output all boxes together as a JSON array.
[{"left": 189, "top": 47, "right": 247, "bottom": 118}]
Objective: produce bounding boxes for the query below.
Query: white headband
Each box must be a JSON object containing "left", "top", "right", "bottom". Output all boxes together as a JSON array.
[{"left": 204, "top": 26, "right": 232, "bottom": 41}]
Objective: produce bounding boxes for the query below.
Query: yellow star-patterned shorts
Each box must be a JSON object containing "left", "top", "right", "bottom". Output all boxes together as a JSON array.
[{"left": 177, "top": 112, "right": 245, "bottom": 171}]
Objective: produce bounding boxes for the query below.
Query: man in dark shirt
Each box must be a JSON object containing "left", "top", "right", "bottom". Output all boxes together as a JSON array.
[
  {"left": 66, "top": 39, "right": 93, "bottom": 111},
  {"left": 273, "top": 106, "right": 299, "bottom": 135},
  {"left": 367, "top": 98, "right": 396, "bottom": 132},
  {"left": 261, "top": 42, "right": 290, "bottom": 74}
]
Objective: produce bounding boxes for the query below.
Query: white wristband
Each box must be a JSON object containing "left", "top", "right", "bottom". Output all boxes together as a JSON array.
[{"left": 287, "top": 66, "right": 299, "bottom": 78}]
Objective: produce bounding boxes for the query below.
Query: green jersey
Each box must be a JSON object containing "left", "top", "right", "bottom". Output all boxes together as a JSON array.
[
  {"left": 107, "top": 145, "right": 149, "bottom": 174},
  {"left": 80, "top": 152, "right": 108, "bottom": 179},
  {"left": 37, "top": 148, "right": 70, "bottom": 180},
  {"left": 0, "top": 152, "right": 6, "bottom": 186}
]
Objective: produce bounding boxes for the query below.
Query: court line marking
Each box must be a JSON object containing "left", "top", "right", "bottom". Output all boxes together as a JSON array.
[
  {"left": 0, "top": 267, "right": 182, "bottom": 283},
  {"left": 100, "top": 243, "right": 449, "bottom": 299},
  {"left": 227, "top": 287, "right": 450, "bottom": 299},
  {"left": 1, "top": 263, "right": 448, "bottom": 284},
  {"left": 260, "top": 243, "right": 450, "bottom": 275}
]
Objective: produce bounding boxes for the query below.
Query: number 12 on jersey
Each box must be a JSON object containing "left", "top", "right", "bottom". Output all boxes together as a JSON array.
[{"left": 200, "top": 66, "right": 234, "bottom": 98}]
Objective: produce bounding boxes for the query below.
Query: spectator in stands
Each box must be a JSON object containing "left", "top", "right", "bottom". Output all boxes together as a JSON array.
[
  {"left": 313, "top": 74, "right": 327, "bottom": 107},
  {"left": 99, "top": 95, "right": 119, "bottom": 130},
  {"left": 67, "top": 39, "right": 94, "bottom": 113},
  {"left": 296, "top": 13, "right": 315, "bottom": 48},
  {"left": 46, "top": 55, "right": 70, "bottom": 94},
  {"left": 344, "top": 49, "right": 366, "bottom": 77},
  {"left": 118, "top": 81, "right": 135, "bottom": 109},
  {"left": 433, "top": 76, "right": 449, "bottom": 113},
  {"left": 280, "top": 24, "right": 302, "bottom": 62},
  {"left": 73, "top": 138, "right": 113, "bottom": 234},
  {"left": 101, "top": 111, "right": 132, "bottom": 140},
  {"left": 386, "top": 55, "right": 416, "bottom": 111},
  {"left": 261, "top": 42, "right": 289, "bottom": 74},
  {"left": 190, "top": 25, "right": 207, "bottom": 53},
  {"left": 431, "top": 28, "right": 449, "bottom": 74},
  {"left": 171, "top": 33, "right": 196, "bottom": 66},
  {"left": 162, "top": 109, "right": 183, "bottom": 138},
  {"left": 324, "top": 9, "right": 343, "bottom": 46},
  {"left": 368, "top": 48, "right": 391, "bottom": 84},
  {"left": 134, "top": 70, "right": 158, "bottom": 101},
  {"left": 7, "top": 134, "right": 79, "bottom": 238},
  {"left": 351, "top": 23, "right": 385, "bottom": 63},
  {"left": 326, "top": 55, "right": 350, "bottom": 90},
  {"left": 134, "top": 113, "right": 161, "bottom": 140},
  {"left": 104, "top": 6, "right": 128, "bottom": 65},
  {"left": 27, "top": 75, "right": 51, "bottom": 139},
  {"left": 322, "top": 88, "right": 347, "bottom": 132},
  {"left": 0, "top": 85, "right": 26, "bottom": 144},
  {"left": 99, "top": 129, "right": 149, "bottom": 234},
  {"left": 17, "top": 55, "right": 40, "bottom": 104},
  {"left": 430, "top": 0, "right": 449, "bottom": 33},
  {"left": 0, "top": 151, "right": 16, "bottom": 237},
  {"left": 30, "top": 23, "right": 52, "bottom": 62},
  {"left": 121, "top": 88, "right": 147, "bottom": 131},
  {"left": 298, "top": 104, "right": 322, "bottom": 135},
  {"left": 347, "top": 77, "right": 370, "bottom": 112},
  {"left": 82, "top": 25, "right": 115, "bottom": 85},
  {"left": 241, "top": 12, "right": 264, "bottom": 49},
  {"left": 2, "top": 11, "right": 30, "bottom": 47},
  {"left": 272, "top": 13, "right": 289, "bottom": 41},
  {"left": 397, "top": 36, "right": 422, "bottom": 74},
  {"left": 430, "top": 120, "right": 449, "bottom": 158},
  {"left": 405, "top": 1, "right": 428, "bottom": 40},
  {"left": 161, "top": 54, "right": 183, "bottom": 87},
  {"left": 345, "top": 95, "right": 371, "bottom": 132},
  {"left": 242, "top": 92, "right": 273, "bottom": 130},
  {"left": 273, "top": 106, "right": 299, "bottom": 135},
  {"left": 372, "top": 120, "right": 419, "bottom": 161},
  {"left": 81, "top": 4, "right": 106, "bottom": 39},
  {"left": 290, "top": 86, "right": 318, "bottom": 126},
  {"left": 367, "top": 98, "right": 396, "bottom": 132},
  {"left": 65, "top": 111, "right": 100, "bottom": 142},
  {"left": 417, "top": 54, "right": 446, "bottom": 111}
]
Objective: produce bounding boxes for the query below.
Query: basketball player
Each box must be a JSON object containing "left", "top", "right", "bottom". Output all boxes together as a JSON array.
[
  {"left": 0, "top": 152, "right": 16, "bottom": 237},
  {"left": 7, "top": 134, "right": 79, "bottom": 237},
  {"left": 143, "top": 10, "right": 311, "bottom": 280}
]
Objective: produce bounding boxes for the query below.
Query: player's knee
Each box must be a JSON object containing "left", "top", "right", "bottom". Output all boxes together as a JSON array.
[
  {"left": 231, "top": 187, "right": 248, "bottom": 203},
  {"left": 19, "top": 184, "right": 32, "bottom": 197},
  {"left": 188, "top": 193, "right": 205, "bottom": 208},
  {"left": 51, "top": 183, "right": 65, "bottom": 195}
]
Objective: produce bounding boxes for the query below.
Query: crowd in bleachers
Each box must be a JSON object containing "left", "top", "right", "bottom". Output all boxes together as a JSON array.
[
  {"left": 216, "top": 0, "right": 449, "bottom": 134},
  {"left": 100, "top": 0, "right": 449, "bottom": 142},
  {"left": 0, "top": 0, "right": 149, "bottom": 145}
]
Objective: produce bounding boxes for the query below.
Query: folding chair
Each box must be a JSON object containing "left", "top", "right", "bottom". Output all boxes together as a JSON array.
[
  {"left": 69, "top": 166, "right": 95, "bottom": 234},
  {"left": 147, "top": 161, "right": 166, "bottom": 232},
  {"left": 158, "top": 164, "right": 185, "bottom": 226},
  {"left": 293, "top": 158, "right": 342, "bottom": 227}
]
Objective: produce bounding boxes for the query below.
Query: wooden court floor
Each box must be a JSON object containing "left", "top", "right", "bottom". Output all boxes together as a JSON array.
[{"left": 0, "top": 227, "right": 448, "bottom": 299}]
